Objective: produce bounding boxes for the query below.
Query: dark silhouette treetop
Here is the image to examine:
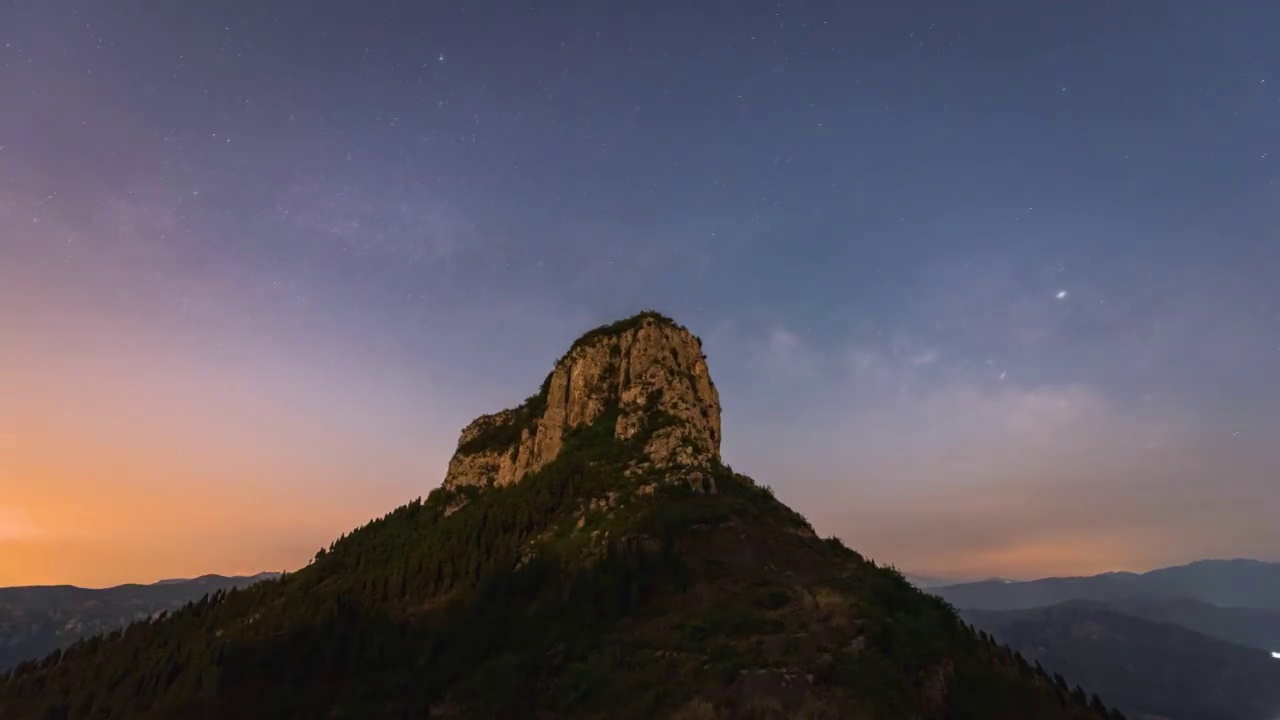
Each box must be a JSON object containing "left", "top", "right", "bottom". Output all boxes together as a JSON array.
[{"left": 565, "top": 310, "right": 692, "bottom": 355}]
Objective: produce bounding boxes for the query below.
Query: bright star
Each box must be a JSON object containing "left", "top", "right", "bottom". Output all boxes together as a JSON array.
[{"left": 1056, "top": 290, "right": 1068, "bottom": 299}]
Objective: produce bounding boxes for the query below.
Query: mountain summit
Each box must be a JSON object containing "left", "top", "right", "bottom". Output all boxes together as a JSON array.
[
  {"left": 444, "top": 312, "right": 721, "bottom": 489},
  {"left": 0, "top": 313, "right": 1123, "bottom": 719}
]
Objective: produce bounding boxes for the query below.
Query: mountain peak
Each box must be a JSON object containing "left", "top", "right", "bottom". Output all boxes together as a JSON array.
[
  {"left": 1, "top": 310, "right": 1121, "bottom": 720},
  {"left": 443, "top": 312, "right": 721, "bottom": 489}
]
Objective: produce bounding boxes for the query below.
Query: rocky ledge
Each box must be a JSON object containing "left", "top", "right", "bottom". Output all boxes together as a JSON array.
[{"left": 442, "top": 312, "right": 721, "bottom": 489}]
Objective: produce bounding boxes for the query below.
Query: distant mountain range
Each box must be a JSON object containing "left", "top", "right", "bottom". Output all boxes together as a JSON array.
[
  {"left": 930, "top": 559, "right": 1280, "bottom": 720},
  {"left": 961, "top": 601, "right": 1280, "bottom": 720},
  {"left": 0, "top": 573, "right": 277, "bottom": 670},
  {"left": 932, "top": 559, "right": 1280, "bottom": 611}
]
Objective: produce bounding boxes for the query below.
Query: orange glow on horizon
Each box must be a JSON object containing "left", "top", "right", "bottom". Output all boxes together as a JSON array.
[
  {"left": 909, "top": 535, "right": 1160, "bottom": 582},
  {"left": 1, "top": 446, "right": 410, "bottom": 588},
  {"left": 0, "top": 299, "right": 449, "bottom": 589}
]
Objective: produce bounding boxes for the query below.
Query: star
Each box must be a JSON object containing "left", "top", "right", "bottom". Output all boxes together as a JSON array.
[{"left": 1056, "top": 290, "right": 1068, "bottom": 299}]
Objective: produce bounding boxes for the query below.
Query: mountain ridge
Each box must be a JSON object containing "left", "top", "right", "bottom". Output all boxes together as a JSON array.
[
  {"left": 931, "top": 559, "right": 1280, "bottom": 611},
  {"left": 961, "top": 600, "right": 1280, "bottom": 720},
  {"left": 0, "top": 574, "right": 277, "bottom": 672},
  {"left": 1, "top": 573, "right": 280, "bottom": 594},
  {"left": 932, "top": 560, "right": 1280, "bottom": 719}
]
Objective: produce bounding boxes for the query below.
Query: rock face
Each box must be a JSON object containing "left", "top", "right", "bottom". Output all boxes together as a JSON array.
[{"left": 443, "top": 313, "right": 721, "bottom": 489}]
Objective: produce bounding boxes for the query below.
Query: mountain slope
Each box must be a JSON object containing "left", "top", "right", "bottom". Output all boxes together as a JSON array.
[
  {"left": 0, "top": 313, "right": 1122, "bottom": 720},
  {"left": 0, "top": 574, "right": 276, "bottom": 671},
  {"left": 1139, "top": 560, "right": 1280, "bottom": 609},
  {"left": 931, "top": 560, "right": 1280, "bottom": 611},
  {"left": 932, "top": 563, "right": 1280, "bottom": 656},
  {"left": 1099, "top": 596, "right": 1280, "bottom": 652},
  {"left": 963, "top": 602, "right": 1280, "bottom": 720}
]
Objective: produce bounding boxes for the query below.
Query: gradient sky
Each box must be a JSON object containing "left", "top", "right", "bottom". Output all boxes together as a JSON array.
[{"left": 3, "top": 0, "right": 1278, "bottom": 588}]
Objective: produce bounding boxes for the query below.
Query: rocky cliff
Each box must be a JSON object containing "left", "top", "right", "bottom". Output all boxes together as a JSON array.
[{"left": 443, "top": 312, "right": 721, "bottom": 489}]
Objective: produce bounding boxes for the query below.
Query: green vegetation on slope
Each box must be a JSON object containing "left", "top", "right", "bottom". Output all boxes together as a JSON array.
[
  {"left": 0, "top": 409, "right": 682, "bottom": 719},
  {"left": 564, "top": 310, "right": 690, "bottom": 354},
  {"left": 1, "top": 401, "right": 1124, "bottom": 720}
]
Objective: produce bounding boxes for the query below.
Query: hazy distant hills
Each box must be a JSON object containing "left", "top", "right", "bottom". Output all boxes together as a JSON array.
[
  {"left": 962, "top": 602, "right": 1280, "bottom": 720},
  {"left": 932, "top": 559, "right": 1280, "bottom": 611},
  {"left": 1097, "top": 595, "right": 1280, "bottom": 652},
  {"left": 0, "top": 573, "right": 277, "bottom": 670},
  {"left": 930, "top": 560, "right": 1280, "bottom": 720}
]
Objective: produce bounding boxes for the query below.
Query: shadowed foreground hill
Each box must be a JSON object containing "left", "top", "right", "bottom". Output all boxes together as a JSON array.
[{"left": 0, "top": 313, "right": 1123, "bottom": 719}]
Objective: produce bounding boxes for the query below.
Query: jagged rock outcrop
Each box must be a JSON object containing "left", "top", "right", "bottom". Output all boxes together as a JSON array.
[{"left": 443, "top": 313, "right": 721, "bottom": 489}]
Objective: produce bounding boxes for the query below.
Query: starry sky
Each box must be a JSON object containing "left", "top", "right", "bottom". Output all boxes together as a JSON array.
[{"left": 3, "top": 0, "right": 1278, "bottom": 588}]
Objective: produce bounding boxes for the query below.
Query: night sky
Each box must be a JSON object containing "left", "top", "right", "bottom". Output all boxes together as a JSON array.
[{"left": 3, "top": 0, "right": 1278, "bottom": 587}]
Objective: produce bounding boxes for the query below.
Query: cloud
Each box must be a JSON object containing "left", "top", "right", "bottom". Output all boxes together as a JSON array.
[
  {"left": 765, "top": 326, "right": 806, "bottom": 367},
  {"left": 0, "top": 508, "right": 40, "bottom": 541},
  {"left": 758, "top": 362, "right": 1276, "bottom": 579},
  {"left": 907, "top": 350, "right": 940, "bottom": 367},
  {"left": 278, "top": 176, "right": 479, "bottom": 269},
  {"left": 735, "top": 325, "right": 829, "bottom": 384},
  {"left": 716, "top": 256, "right": 1280, "bottom": 579}
]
